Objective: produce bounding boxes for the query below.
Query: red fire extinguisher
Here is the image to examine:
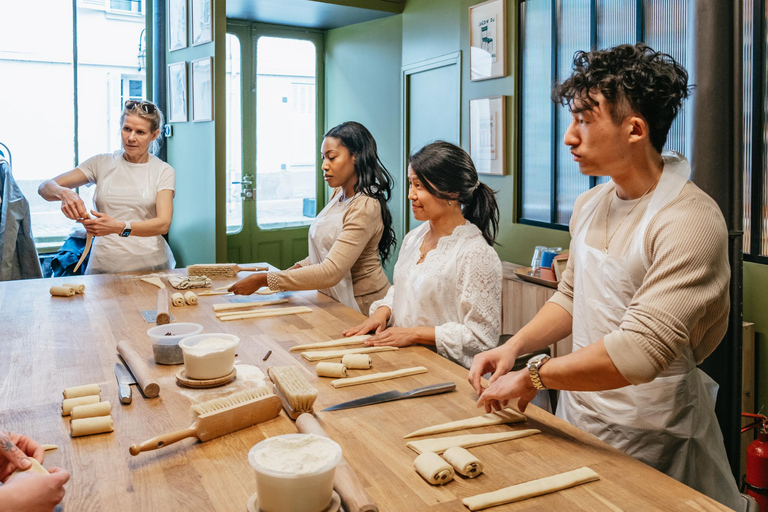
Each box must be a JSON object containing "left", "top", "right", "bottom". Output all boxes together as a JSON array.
[{"left": 743, "top": 413, "right": 768, "bottom": 510}]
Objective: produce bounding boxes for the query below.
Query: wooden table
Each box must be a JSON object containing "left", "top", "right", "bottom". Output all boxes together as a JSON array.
[{"left": 0, "top": 270, "right": 732, "bottom": 511}]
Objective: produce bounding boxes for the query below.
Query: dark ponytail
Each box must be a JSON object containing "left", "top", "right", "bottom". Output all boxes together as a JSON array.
[
  {"left": 409, "top": 141, "right": 499, "bottom": 245},
  {"left": 324, "top": 122, "right": 397, "bottom": 263}
]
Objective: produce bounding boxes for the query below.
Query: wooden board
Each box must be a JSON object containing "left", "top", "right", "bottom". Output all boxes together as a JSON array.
[{"left": 0, "top": 268, "right": 732, "bottom": 512}]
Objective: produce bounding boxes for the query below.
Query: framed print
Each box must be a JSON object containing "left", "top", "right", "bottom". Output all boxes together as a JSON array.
[
  {"left": 191, "top": 0, "right": 212, "bottom": 46},
  {"left": 191, "top": 57, "right": 213, "bottom": 121},
  {"left": 168, "top": 0, "right": 187, "bottom": 51},
  {"left": 167, "top": 62, "right": 188, "bottom": 122},
  {"left": 469, "top": 96, "right": 506, "bottom": 175},
  {"left": 469, "top": 0, "right": 506, "bottom": 81}
]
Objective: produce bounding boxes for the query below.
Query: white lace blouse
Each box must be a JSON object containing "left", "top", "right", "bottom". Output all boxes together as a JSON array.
[{"left": 370, "top": 221, "right": 502, "bottom": 369}]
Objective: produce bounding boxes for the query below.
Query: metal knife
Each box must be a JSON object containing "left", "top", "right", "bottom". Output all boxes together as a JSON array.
[
  {"left": 114, "top": 361, "right": 137, "bottom": 404},
  {"left": 322, "top": 382, "right": 456, "bottom": 412}
]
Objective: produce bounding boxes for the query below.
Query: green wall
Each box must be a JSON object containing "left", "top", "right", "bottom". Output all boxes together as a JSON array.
[{"left": 325, "top": 0, "right": 767, "bottom": 414}]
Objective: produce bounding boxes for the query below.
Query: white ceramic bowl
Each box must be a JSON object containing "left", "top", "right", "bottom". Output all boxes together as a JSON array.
[
  {"left": 179, "top": 333, "right": 239, "bottom": 380},
  {"left": 248, "top": 434, "right": 342, "bottom": 512},
  {"left": 147, "top": 323, "right": 203, "bottom": 365}
]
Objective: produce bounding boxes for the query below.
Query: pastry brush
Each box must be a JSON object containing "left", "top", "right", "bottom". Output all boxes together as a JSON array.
[
  {"left": 128, "top": 386, "right": 281, "bottom": 455},
  {"left": 267, "top": 366, "right": 318, "bottom": 420}
]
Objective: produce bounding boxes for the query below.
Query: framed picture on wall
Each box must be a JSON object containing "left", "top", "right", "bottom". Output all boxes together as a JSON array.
[
  {"left": 469, "top": 96, "right": 506, "bottom": 175},
  {"left": 191, "top": 0, "right": 212, "bottom": 46},
  {"left": 192, "top": 57, "right": 213, "bottom": 121},
  {"left": 469, "top": 0, "right": 506, "bottom": 81},
  {"left": 167, "top": 62, "right": 188, "bottom": 122},
  {"left": 168, "top": 0, "right": 187, "bottom": 51}
]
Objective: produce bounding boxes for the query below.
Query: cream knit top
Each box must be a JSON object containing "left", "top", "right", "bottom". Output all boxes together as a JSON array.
[{"left": 549, "top": 180, "right": 730, "bottom": 385}]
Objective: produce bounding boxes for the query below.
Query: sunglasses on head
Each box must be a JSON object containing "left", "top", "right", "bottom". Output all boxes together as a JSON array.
[{"left": 124, "top": 100, "right": 157, "bottom": 114}]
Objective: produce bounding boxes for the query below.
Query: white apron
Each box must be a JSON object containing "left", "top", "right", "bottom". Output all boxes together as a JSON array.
[
  {"left": 556, "top": 152, "right": 743, "bottom": 511},
  {"left": 86, "top": 156, "right": 175, "bottom": 275},
  {"left": 307, "top": 192, "right": 360, "bottom": 312}
]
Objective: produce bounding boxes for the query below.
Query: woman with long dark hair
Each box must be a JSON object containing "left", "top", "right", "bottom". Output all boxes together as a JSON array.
[
  {"left": 344, "top": 141, "right": 502, "bottom": 368},
  {"left": 231, "top": 121, "right": 396, "bottom": 314}
]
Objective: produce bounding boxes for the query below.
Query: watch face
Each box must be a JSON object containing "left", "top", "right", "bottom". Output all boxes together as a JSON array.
[{"left": 529, "top": 353, "right": 548, "bottom": 365}]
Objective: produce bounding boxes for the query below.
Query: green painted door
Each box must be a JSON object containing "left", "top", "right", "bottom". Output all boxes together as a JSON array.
[{"left": 225, "top": 22, "right": 325, "bottom": 268}]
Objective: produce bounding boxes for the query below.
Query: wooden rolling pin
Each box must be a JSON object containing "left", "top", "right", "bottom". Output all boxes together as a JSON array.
[
  {"left": 116, "top": 341, "right": 160, "bottom": 398},
  {"left": 156, "top": 289, "right": 170, "bottom": 325},
  {"left": 296, "top": 413, "right": 378, "bottom": 512}
]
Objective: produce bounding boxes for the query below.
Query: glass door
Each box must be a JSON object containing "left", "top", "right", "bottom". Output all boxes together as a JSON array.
[{"left": 226, "top": 22, "right": 324, "bottom": 268}]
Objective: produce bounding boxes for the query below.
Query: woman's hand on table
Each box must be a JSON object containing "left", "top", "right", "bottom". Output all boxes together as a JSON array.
[
  {"left": 79, "top": 210, "right": 123, "bottom": 236},
  {"left": 229, "top": 273, "right": 268, "bottom": 295},
  {"left": 59, "top": 189, "right": 88, "bottom": 221},
  {"left": 343, "top": 307, "right": 390, "bottom": 336},
  {"left": 363, "top": 327, "right": 424, "bottom": 348},
  {"left": 476, "top": 369, "right": 538, "bottom": 414}
]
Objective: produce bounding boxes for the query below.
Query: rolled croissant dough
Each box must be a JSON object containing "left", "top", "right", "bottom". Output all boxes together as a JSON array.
[
  {"left": 62, "top": 383, "right": 101, "bottom": 399},
  {"left": 341, "top": 353, "right": 371, "bottom": 369},
  {"left": 404, "top": 408, "right": 526, "bottom": 438},
  {"left": 62, "top": 395, "right": 100, "bottom": 416},
  {"left": 443, "top": 446, "right": 483, "bottom": 478},
  {"left": 184, "top": 291, "right": 198, "bottom": 305},
  {"left": 316, "top": 362, "right": 347, "bottom": 378},
  {"left": 330, "top": 366, "right": 427, "bottom": 388},
  {"left": 413, "top": 452, "right": 454, "bottom": 485},
  {"left": 71, "top": 416, "right": 114, "bottom": 437},
  {"left": 171, "top": 292, "right": 185, "bottom": 307},
  {"left": 461, "top": 467, "right": 600, "bottom": 511},
  {"left": 50, "top": 286, "right": 75, "bottom": 297},
  {"left": 71, "top": 400, "right": 111, "bottom": 420},
  {"left": 406, "top": 429, "right": 541, "bottom": 455},
  {"left": 9, "top": 457, "right": 48, "bottom": 480}
]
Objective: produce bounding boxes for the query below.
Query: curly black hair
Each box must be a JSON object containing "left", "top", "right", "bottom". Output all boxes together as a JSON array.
[{"left": 552, "top": 43, "right": 691, "bottom": 153}]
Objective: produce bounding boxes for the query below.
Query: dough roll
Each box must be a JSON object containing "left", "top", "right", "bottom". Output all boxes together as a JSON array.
[
  {"left": 462, "top": 467, "right": 600, "bottom": 511},
  {"left": 71, "top": 400, "right": 111, "bottom": 420},
  {"left": 413, "top": 452, "right": 454, "bottom": 485},
  {"left": 71, "top": 416, "right": 114, "bottom": 437},
  {"left": 62, "top": 395, "right": 100, "bottom": 416},
  {"left": 65, "top": 283, "right": 85, "bottom": 294},
  {"left": 316, "top": 362, "right": 347, "bottom": 378},
  {"left": 62, "top": 383, "right": 101, "bottom": 399},
  {"left": 9, "top": 458, "right": 48, "bottom": 481},
  {"left": 341, "top": 354, "right": 371, "bottom": 369},
  {"left": 184, "top": 291, "right": 198, "bottom": 305},
  {"left": 171, "top": 292, "right": 185, "bottom": 307},
  {"left": 50, "top": 286, "right": 75, "bottom": 297},
  {"left": 443, "top": 446, "right": 483, "bottom": 478}
]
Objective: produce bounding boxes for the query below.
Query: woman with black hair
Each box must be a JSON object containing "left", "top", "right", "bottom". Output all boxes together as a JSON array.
[
  {"left": 230, "top": 121, "right": 396, "bottom": 314},
  {"left": 344, "top": 141, "right": 502, "bottom": 369}
]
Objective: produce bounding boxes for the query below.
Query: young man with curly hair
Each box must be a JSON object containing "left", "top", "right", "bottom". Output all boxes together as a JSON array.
[{"left": 468, "top": 43, "right": 743, "bottom": 510}]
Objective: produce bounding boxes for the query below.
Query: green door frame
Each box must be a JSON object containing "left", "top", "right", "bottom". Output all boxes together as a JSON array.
[{"left": 226, "top": 20, "right": 325, "bottom": 268}]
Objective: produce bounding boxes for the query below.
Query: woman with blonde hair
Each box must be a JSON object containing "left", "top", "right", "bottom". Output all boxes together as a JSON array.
[{"left": 39, "top": 100, "right": 175, "bottom": 274}]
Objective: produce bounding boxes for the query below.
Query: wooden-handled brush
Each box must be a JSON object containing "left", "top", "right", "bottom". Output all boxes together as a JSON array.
[
  {"left": 129, "top": 386, "right": 281, "bottom": 455},
  {"left": 187, "top": 263, "right": 269, "bottom": 278}
]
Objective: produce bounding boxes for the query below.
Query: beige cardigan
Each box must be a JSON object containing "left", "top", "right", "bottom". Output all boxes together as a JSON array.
[{"left": 267, "top": 190, "right": 391, "bottom": 314}]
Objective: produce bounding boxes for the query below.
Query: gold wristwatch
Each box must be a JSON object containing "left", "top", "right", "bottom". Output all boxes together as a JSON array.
[{"left": 527, "top": 353, "right": 551, "bottom": 390}]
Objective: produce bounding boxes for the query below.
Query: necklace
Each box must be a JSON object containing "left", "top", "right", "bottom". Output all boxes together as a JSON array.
[
  {"left": 603, "top": 172, "right": 662, "bottom": 253},
  {"left": 417, "top": 233, "right": 439, "bottom": 264}
]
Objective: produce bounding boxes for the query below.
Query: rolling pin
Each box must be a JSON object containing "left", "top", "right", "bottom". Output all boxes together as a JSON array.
[
  {"left": 156, "top": 289, "right": 170, "bottom": 325},
  {"left": 116, "top": 341, "right": 160, "bottom": 398},
  {"left": 296, "top": 413, "right": 378, "bottom": 512}
]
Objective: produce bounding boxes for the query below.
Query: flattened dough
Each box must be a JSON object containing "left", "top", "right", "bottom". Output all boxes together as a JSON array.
[
  {"left": 414, "top": 452, "right": 454, "bottom": 485},
  {"left": 71, "top": 416, "right": 114, "bottom": 437},
  {"left": 301, "top": 346, "right": 398, "bottom": 362},
  {"left": 341, "top": 353, "right": 372, "bottom": 369},
  {"left": 330, "top": 366, "right": 427, "bottom": 388},
  {"left": 62, "top": 395, "right": 100, "bottom": 416},
  {"left": 9, "top": 457, "right": 48, "bottom": 480},
  {"left": 316, "top": 362, "right": 347, "bottom": 378},
  {"left": 255, "top": 287, "right": 279, "bottom": 295},
  {"left": 443, "top": 447, "right": 483, "bottom": 478},
  {"left": 71, "top": 400, "right": 111, "bottom": 420},
  {"left": 404, "top": 408, "right": 526, "bottom": 438},
  {"left": 62, "top": 383, "right": 101, "bottom": 399},
  {"left": 289, "top": 335, "right": 371, "bottom": 352},
  {"left": 406, "top": 429, "right": 541, "bottom": 454},
  {"left": 141, "top": 277, "right": 166, "bottom": 289},
  {"left": 461, "top": 467, "right": 600, "bottom": 511}
]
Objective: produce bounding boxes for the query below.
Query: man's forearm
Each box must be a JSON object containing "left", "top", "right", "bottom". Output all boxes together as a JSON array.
[{"left": 538, "top": 340, "right": 631, "bottom": 391}]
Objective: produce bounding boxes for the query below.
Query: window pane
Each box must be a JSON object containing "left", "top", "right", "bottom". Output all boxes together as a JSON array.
[
  {"left": 0, "top": 2, "right": 74, "bottom": 243},
  {"left": 555, "top": 0, "right": 591, "bottom": 224},
  {"left": 762, "top": 3, "right": 768, "bottom": 255},
  {"left": 226, "top": 33, "right": 243, "bottom": 234},
  {"left": 256, "top": 37, "right": 317, "bottom": 229},
  {"left": 743, "top": 0, "right": 754, "bottom": 253},
  {"left": 597, "top": 0, "right": 636, "bottom": 49},
  {"left": 645, "top": 0, "right": 688, "bottom": 155},
  {"left": 520, "top": 0, "right": 553, "bottom": 222}
]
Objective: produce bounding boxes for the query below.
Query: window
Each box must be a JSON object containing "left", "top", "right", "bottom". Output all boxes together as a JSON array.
[
  {"left": 109, "top": 0, "right": 143, "bottom": 15},
  {"left": 226, "top": 33, "right": 243, "bottom": 234},
  {"left": 518, "top": 0, "right": 687, "bottom": 228},
  {"left": 0, "top": 1, "right": 146, "bottom": 246}
]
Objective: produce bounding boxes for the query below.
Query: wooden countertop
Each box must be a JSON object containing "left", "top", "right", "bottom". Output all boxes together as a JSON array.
[{"left": 0, "top": 269, "right": 731, "bottom": 511}]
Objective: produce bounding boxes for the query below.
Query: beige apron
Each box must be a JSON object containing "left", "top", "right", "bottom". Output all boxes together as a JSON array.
[
  {"left": 556, "top": 152, "right": 742, "bottom": 510},
  {"left": 307, "top": 192, "right": 360, "bottom": 312}
]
